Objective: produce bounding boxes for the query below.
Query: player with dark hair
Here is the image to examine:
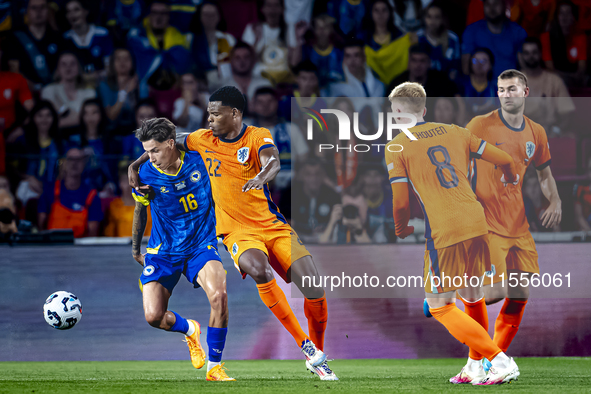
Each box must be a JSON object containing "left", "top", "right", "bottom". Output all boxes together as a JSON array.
[
  {"left": 131, "top": 117, "right": 235, "bottom": 381},
  {"left": 129, "top": 86, "right": 337, "bottom": 380}
]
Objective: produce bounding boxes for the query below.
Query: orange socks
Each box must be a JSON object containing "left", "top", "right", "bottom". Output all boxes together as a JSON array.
[
  {"left": 257, "top": 279, "right": 308, "bottom": 346},
  {"left": 461, "top": 297, "right": 489, "bottom": 360},
  {"left": 304, "top": 294, "right": 328, "bottom": 351},
  {"left": 493, "top": 299, "right": 528, "bottom": 352},
  {"left": 430, "top": 304, "right": 501, "bottom": 361}
]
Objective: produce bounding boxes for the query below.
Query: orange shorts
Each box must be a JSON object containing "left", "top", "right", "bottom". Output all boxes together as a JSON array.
[
  {"left": 483, "top": 231, "right": 539, "bottom": 285},
  {"left": 424, "top": 233, "right": 491, "bottom": 294},
  {"left": 221, "top": 224, "right": 311, "bottom": 283}
]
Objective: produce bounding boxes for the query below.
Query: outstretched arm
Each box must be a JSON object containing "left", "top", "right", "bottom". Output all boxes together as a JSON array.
[
  {"left": 131, "top": 201, "right": 148, "bottom": 266},
  {"left": 175, "top": 131, "right": 191, "bottom": 151},
  {"left": 128, "top": 153, "right": 150, "bottom": 195},
  {"left": 391, "top": 182, "right": 414, "bottom": 239},
  {"left": 537, "top": 166, "right": 562, "bottom": 228},
  {"left": 242, "top": 146, "right": 281, "bottom": 192},
  {"left": 479, "top": 143, "right": 518, "bottom": 184}
]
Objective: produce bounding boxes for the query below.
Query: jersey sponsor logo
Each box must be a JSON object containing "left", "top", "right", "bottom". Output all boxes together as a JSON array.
[
  {"left": 175, "top": 181, "right": 186, "bottom": 190},
  {"left": 160, "top": 186, "right": 169, "bottom": 193},
  {"left": 237, "top": 147, "right": 249, "bottom": 164},
  {"left": 143, "top": 265, "right": 155, "bottom": 276},
  {"left": 232, "top": 242, "right": 239, "bottom": 256},
  {"left": 525, "top": 141, "right": 535, "bottom": 158},
  {"left": 190, "top": 170, "right": 201, "bottom": 183}
]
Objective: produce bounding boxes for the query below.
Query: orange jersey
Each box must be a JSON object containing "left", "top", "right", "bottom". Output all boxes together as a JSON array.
[
  {"left": 103, "top": 197, "right": 152, "bottom": 237},
  {"left": 467, "top": 109, "right": 551, "bottom": 238},
  {"left": 185, "top": 124, "right": 285, "bottom": 236},
  {"left": 386, "top": 122, "right": 489, "bottom": 250}
]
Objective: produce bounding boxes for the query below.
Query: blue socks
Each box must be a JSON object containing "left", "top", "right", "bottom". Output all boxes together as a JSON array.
[
  {"left": 168, "top": 312, "right": 227, "bottom": 364},
  {"left": 169, "top": 311, "right": 190, "bottom": 334},
  {"left": 207, "top": 326, "right": 227, "bottom": 362}
]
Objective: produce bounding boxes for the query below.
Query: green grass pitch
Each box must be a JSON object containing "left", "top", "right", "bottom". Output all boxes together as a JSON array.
[{"left": 1, "top": 358, "right": 590, "bottom": 393}]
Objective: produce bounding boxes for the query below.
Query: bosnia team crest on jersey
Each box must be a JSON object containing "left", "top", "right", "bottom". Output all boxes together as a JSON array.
[
  {"left": 143, "top": 265, "right": 155, "bottom": 276},
  {"left": 237, "top": 147, "right": 250, "bottom": 163},
  {"left": 525, "top": 141, "right": 535, "bottom": 158},
  {"left": 190, "top": 170, "right": 201, "bottom": 183}
]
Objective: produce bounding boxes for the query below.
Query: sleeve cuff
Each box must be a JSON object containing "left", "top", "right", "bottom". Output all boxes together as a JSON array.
[
  {"left": 132, "top": 192, "right": 150, "bottom": 206},
  {"left": 258, "top": 144, "right": 275, "bottom": 155},
  {"left": 470, "top": 140, "right": 487, "bottom": 159},
  {"left": 535, "top": 159, "right": 551, "bottom": 171},
  {"left": 390, "top": 176, "right": 408, "bottom": 184}
]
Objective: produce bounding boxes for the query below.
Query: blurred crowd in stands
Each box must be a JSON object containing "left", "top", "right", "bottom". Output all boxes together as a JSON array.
[{"left": 0, "top": 0, "right": 590, "bottom": 242}]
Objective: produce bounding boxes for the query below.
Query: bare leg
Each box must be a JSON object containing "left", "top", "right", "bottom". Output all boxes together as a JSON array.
[
  {"left": 142, "top": 281, "right": 176, "bottom": 330},
  {"left": 196, "top": 260, "right": 229, "bottom": 328}
]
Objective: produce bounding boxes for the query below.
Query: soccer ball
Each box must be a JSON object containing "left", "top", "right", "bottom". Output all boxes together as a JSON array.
[{"left": 43, "top": 291, "right": 82, "bottom": 330}]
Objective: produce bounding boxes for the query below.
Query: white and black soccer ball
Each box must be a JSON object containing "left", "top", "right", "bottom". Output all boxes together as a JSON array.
[{"left": 43, "top": 291, "right": 82, "bottom": 330}]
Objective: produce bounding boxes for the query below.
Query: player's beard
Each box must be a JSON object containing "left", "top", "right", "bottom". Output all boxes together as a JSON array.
[{"left": 501, "top": 98, "right": 525, "bottom": 115}]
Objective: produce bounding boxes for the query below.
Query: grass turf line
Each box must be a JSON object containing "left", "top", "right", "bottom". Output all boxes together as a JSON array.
[{"left": 1, "top": 358, "right": 590, "bottom": 393}]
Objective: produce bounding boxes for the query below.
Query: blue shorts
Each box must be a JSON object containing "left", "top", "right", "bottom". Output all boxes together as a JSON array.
[{"left": 140, "top": 244, "right": 222, "bottom": 293}]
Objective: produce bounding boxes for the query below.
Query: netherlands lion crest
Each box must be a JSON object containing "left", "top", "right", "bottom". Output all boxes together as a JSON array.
[
  {"left": 525, "top": 141, "right": 535, "bottom": 159},
  {"left": 237, "top": 147, "right": 249, "bottom": 164}
]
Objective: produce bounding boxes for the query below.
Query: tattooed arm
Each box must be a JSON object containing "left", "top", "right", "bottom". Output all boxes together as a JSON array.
[{"left": 131, "top": 201, "right": 148, "bottom": 266}]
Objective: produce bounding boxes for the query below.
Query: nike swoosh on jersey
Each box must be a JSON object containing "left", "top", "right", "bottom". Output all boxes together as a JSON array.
[
  {"left": 495, "top": 142, "right": 505, "bottom": 146},
  {"left": 205, "top": 149, "right": 216, "bottom": 153}
]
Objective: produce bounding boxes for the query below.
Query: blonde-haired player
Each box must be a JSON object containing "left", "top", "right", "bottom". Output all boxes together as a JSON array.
[{"left": 386, "top": 82, "right": 521, "bottom": 385}]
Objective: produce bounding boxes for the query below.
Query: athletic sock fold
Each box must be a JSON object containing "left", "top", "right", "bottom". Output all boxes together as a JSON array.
[{"left": 169, "top": 311, "right": 190, "bottom": 334}]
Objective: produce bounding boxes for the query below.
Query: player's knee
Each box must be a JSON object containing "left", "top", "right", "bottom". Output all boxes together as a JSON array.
[
  {"left": 209, "top": 289, "right": 228, "bottom": 312},
  {"left": 508, "top": 286, "right": 529, "bottom": 301},
  {"left": 303, "top": 286, "right": 325, "bottom": 300},
  {"left": 485, "top": 297, "right": 505, "bottom": 305},
  {"left": 245, "top": 262, "right": 274, "bottom": 284},
  {"left": 484, "top": 283, "right": 507, "bottom": 303},
  {"left": 144, "top": 310, "right": 165, "bottom": 328}
]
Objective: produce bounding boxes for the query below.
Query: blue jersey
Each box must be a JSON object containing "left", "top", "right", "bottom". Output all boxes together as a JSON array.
[
  {"left": 418, "top": 30, "right": 461, "bottom": 81},
  {"left": 132, "top": 151, "right": 217, "bottom": 255},
  {"left": 63, "top": 25, "right": 114, "bottom": 73},
  {"left": 462, "top": 20, "right": 527, "bottom": 79},
  {"left": 302, "top": 44, "right": 344, "bottom": 87}
]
